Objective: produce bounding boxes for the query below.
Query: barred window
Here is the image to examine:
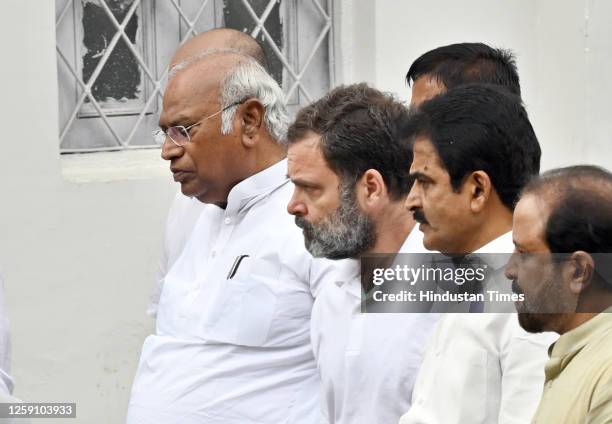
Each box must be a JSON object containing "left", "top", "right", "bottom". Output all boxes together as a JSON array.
[{"left": 56, "top": 0, "right": 334, "bottom": 153}]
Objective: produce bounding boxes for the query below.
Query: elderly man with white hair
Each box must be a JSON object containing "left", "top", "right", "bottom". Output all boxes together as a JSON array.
[{"left": 126, "top": 49, "right": 330, "bottom": 424}]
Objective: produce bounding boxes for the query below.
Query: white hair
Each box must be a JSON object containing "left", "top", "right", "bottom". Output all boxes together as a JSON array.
[{"left": 170, "top": 48, "right": 288, "bottom": 142}]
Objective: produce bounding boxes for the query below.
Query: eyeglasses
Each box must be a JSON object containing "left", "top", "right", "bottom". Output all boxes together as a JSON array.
[{"left": 153, "top": 101, "right": 244, "bottom": 147}]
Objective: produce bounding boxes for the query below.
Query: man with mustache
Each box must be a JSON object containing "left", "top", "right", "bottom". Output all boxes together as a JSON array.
[
  {"left": 399, "top": 84, "right": 554, "bottom": 424},
  {"left": 128, "top": 49, "right": 330, "bottom": 423},
  {"left": 286, "top": 83, "right": 440, "bottom": 424},
  {"left": 505, "top": 165, "right": 612, "bottom": 423}
]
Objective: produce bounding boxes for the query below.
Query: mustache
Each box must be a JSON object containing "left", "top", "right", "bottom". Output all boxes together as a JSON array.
[
  {"left": 294, "top": 216, "right": 306, "bottom": 229},
  {"left": 413, "top": 208, "right": 429, "bottom": 225},
  {"left": 295, "top": 216, "right": 314, "bottom": 237},
  {"left": 511, "top": 280, "right": 524, "bottom": 295}
]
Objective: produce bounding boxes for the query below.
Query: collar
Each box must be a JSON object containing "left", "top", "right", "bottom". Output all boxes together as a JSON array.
[
  {"left": 398, "top": 226, "right": 428, "bottom": 253},
  {"left": 224, "top": 159, "right": 289, "bottom": 218},
  {"left": 546, "top": 307, "right": 612, "bottom": 380},
  {"left": 470, "top": 231, "right": 513, "bottom": 271},
  {"left": 334, "top": 259, "right": 362, "bottom": 298}
]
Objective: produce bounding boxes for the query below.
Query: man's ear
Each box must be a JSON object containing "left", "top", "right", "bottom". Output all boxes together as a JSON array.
[
  {"left": 356, "top": 169, "right": 386, "bottom": 210},
  {"left": 565, "top": 251, "right": 595, "bottom": 295},
  {"left": 466, "top": 171, "right": 492, "bottom": 213},
  {"left": 239, "top": 99, "right": 265, "bottom": 147}
]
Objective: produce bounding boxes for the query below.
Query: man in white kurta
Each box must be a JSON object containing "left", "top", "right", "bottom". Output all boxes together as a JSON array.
[
  {"left": 285, "top": 84, "right": 440, "bottom": 424},
  {"left": 400, "top": 232, "right": 555, "bottom": 423},
  {"left": 128, "top": 51, "right": 327, "bottom": 423},
  {"left": 128, "top": 161, "right": 325, "bottom": 423},
  {"left": 401, "top": 85, "right": 555, "bottom": 423},
  {"left": 147, "top": 28, "right": 272, "bottom": 318},
  {"left": 311, "top": 228, "right": 439, "bottom": 424}
]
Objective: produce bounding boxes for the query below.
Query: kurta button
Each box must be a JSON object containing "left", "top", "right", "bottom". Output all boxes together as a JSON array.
[{"left": 224, "top": 217, "right": 231, "bottom": 224}]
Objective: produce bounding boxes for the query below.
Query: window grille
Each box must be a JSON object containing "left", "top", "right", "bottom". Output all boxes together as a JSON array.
[{"left": 55, "top": 0, "right": 334, "bottom": 153}]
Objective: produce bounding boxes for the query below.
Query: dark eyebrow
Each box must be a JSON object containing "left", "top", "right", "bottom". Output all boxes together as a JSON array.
[
  {"left": 409, "top": 171, "right": 434, "bottom": 183},
  {"left": 288, "top": 176, "right": 320, "bottom": 189}
]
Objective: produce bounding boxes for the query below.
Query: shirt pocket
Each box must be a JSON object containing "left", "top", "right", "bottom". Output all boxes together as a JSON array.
[{"left": 202, "top": 258, "right": 279, "bottom": 347}]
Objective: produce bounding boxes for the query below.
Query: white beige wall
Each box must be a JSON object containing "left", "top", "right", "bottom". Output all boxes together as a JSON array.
[{"left": 0, "top": 1, "right": 175, "bottom": 423}]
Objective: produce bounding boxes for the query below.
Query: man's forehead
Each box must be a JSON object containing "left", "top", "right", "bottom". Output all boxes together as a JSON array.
[
  {"left": 411, "top": 136, "right": 441, "bottom": 170},
  {"left": 513, "top": 195, "right": 550, "bottom": 248},
  {"left": 287, "top": 133, "right": 336, "bottom": 180},
  {"left": 288, "top": 133, "right": 323, "bottom": 162},
  {"left": 411, "top": 74, "right": 446, "bottom": 107},
  {"left": 161, "top": 62, "right": 223, "bottom": 120}
]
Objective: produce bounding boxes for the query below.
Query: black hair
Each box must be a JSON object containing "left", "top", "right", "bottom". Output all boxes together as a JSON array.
[
  {"left": 523, "top": 166, "right": 612, "bottom": 254},
  {"left": 523, "top": 166, "right": 612, "bottom": 287},
  {"left": 286, "top": 83, "right": 413, "bottom": 200},
  {"left": 406, "top": 42, "right": 521, "bottom": 96},
  {"left": 407, "top": 83, "right": 540, "bottom": 209}
]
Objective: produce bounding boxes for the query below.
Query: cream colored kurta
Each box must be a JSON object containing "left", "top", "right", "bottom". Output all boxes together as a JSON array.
[{"left": 532, "top": 308, "right": 612, "bottom": 424}]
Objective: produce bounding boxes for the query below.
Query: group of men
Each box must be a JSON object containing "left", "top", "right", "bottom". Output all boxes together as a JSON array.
[{"left": 126, "top": 28, "right": 612, "bottom": 424}]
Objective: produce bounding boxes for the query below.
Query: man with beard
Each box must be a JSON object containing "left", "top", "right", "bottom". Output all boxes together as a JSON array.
[
  {"left": 399, "top": 84, "right": 555, "bottom": 424},
  {"left": 286, "top": 83, "right": 440, "bottom": 424},
  {"left": 505, "top": 165, "right": 612, "bottom": 423}
]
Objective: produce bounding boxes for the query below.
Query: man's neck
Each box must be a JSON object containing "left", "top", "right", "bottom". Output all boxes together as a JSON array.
[
  {"left": 558, "top": 291, "right": 612, "bottom": 334},
  {"left": 462, "top": 207, "right": 513, "bottom": 253}
]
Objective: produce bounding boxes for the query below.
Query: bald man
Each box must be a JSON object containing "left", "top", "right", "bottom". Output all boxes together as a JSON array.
[
  {"left": 169, "top": 28, "right": 269, "bottom": 69},
  {"left": 129, "top": 49, "right": 330, "bottom": 424},
  {"left": 149, "top": 28, "right": 271, "bottom": 316}
]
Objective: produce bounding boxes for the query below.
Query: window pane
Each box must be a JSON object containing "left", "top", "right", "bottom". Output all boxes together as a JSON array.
[
  {"left": 221, "top": 0, "right": 284, "bottom": 85},
  {"left": 82, "top": 0, "right": 141, "bottom": 103}
]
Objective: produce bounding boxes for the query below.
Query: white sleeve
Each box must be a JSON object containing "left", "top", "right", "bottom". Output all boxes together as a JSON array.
[{"left": 147, "top": 192, "right": 205, "bottom": 317}]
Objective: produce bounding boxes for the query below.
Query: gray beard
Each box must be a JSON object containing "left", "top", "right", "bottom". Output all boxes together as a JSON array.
[{"left": 295, "top": 183, "right": 376, "bottom": 260}]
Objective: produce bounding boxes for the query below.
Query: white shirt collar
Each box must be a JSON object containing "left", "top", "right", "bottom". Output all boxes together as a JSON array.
[
  {"left": 472, "top": 231, "right": 513, "bottom": 269},
  {"left": 473, "top": 231, "right": 513, "bottom": 253},
  {"left": 225, "top": 159, "right": 289, "bottom": 217}
]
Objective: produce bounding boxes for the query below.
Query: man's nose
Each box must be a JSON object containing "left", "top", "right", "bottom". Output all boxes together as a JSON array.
[
  {"left": 161, "top": 137, "right": 183, "bottom": 161},
  {"left": 287, "top": 192, "right": 307, "bottom": 217},
  {"left": 404, "top": 185, "right": 421, "bottom": 212},
  {"left": 504, "top": 252, "right": 518, "bottom": 280}
]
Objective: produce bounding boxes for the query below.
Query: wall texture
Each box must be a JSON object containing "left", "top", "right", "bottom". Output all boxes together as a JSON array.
[{"left": 0, "top": 1, "right": 175, "bottom": 423}]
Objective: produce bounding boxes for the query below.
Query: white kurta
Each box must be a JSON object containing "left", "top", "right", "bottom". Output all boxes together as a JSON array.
[
  {"left": 311, "top": 229, "right": 440, "bottom": 424},
  {"left": 127, "top": 160, "right": 328, "bottom": 424},
  {"left": 399, "top": 232, "right": 558, "bottom": 424}
]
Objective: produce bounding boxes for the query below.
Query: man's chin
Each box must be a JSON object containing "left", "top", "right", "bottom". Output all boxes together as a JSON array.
[
  {"left": 304, "top": 239, "right": 355, "bottom": 260},
  {"left": 422, "top": 232, "right": 441, "bottom": 252},
  {"left": 517, "top": 312, "right": 548, "bottom": 333}
]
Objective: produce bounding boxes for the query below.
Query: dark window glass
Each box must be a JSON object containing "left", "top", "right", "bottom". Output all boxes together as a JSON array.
[
  {"left": 222, "top": 0, "right": 283, "bottom": 84},
  {"left": 82, "top": 0, "right": 141, "bottom": 102}
]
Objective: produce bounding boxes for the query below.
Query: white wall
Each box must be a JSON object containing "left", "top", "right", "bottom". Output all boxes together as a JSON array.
[
  {"left": 343, "top": 0, "right": 612, "bottom": 172},
  {"left": 0, "top": 1, "right": 175, "bottom": 423}
]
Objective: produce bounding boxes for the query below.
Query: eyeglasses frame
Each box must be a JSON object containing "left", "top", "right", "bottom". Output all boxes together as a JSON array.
[{"left": 153, "top": 100, "right": 245, "bottom": 147}]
